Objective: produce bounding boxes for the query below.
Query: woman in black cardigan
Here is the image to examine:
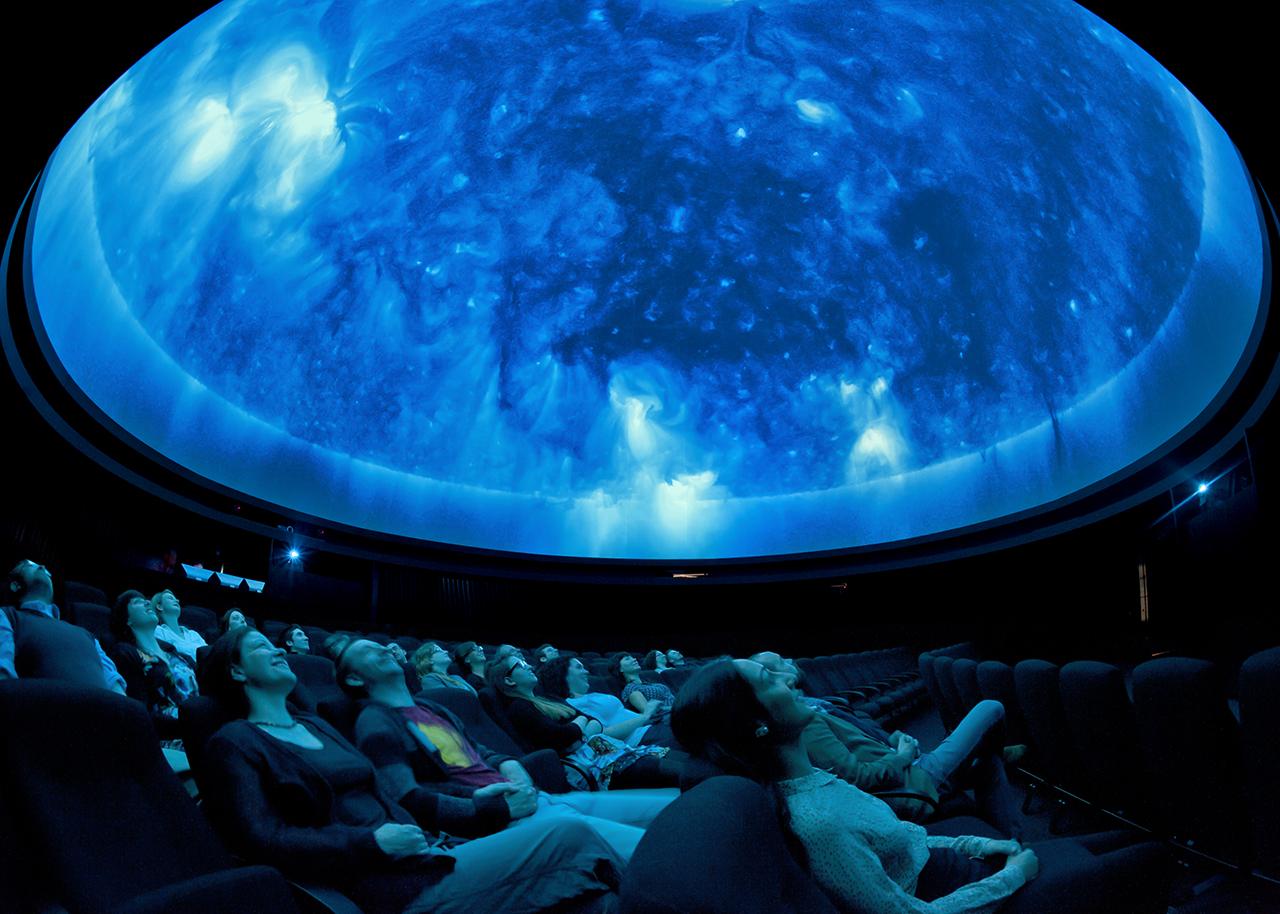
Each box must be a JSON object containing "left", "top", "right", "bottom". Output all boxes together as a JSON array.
[{"left": 198, "top": 628, "right": 623, "bottom": 914}]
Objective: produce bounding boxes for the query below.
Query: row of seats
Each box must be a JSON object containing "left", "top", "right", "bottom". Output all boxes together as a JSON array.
[{"left": 918, "top": 646, "right": 1280, "bottom": 881}]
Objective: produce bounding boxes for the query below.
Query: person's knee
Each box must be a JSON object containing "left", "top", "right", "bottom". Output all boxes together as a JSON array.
[{"left": 977, "top": 699, "right": 1005, "bottom": 721}]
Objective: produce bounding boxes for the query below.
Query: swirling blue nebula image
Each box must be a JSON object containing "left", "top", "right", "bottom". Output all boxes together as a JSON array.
[{"left": 28, "top": 0, "right": 1266, "bottom": 559}]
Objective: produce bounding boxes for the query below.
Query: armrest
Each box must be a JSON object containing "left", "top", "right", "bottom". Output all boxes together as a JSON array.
[
  {"left": 871, "top": 790, "right": 940, "bottom": 814},
  {"left": 289, "top": 881, "right": 364, "bottom": 914},
  {"left": 521, "top": 748, "right": 571, "bottom": 793},
  {"left": 560, "top": 756, "right": 599, "bottom": 791},
  {"left": 115, "top": 866, "right": 297, "bottom": 914}
]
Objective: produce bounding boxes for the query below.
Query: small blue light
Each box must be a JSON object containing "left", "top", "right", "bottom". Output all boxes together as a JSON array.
[
  {"left": 288, "top": 548, "right": 301, "bottom": 560},
  {"left": 1197, "top": 483, "right": 1209, "bottom": 494}
]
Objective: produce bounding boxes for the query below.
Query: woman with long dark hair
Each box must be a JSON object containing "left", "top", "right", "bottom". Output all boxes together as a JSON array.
[
  {"left": 538, "top": 656, "right": 665, "bottom": 746},
  {"left": 110, "top": 589, "right": 198, "bottom": 748},
  {"left": 671, "top": 659, "right": 1169, "bottom": 914},
  {"left": 610, "top": 653, "right": 675, "bottom": 718},
  {"left": 196, "top": 627, "right": 624, "bottom": 914}
]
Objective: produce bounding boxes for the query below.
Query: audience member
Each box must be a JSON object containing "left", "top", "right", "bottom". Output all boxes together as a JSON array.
[
  {"left": 414, "top": 642, "right": 477, "bottom": 694},
  {"left": 672, "top": 658, "right": 1039, "bottom": 912},
  {"left": 641, "top": 650, "right": 669, "bottom": 673},
  {"left": 665, "top": 649, "right": 686, "bottom": 667},
  {"left": 752, "top": 651, "right": 1022, "bottom": 833},
  {"left": 533, "top": 644, "right": 559, "bottom": 664},
  {"left": 613, "top": 654, "right": 676, "bottom": 718},
  {"left": 145, "top": 547, "right": 181, "bottom": 575},
  {"left": 487, "top": 655, "right": 677, "bottom": 790},
  {"left": 111, "top": 589, "right": 199, "bottom": 746},
  {"left": 219, "top": 608, "right": 252, "bottom": 635},
  {"left": 0, "top": 559, "right": 127, "bottom": 693},
  {"left": 151, "top": 588, "right": 207, "bottom": 665},
  {"left": 539, "top": 656, "right": 664, "bottom": 747},
  {"left": 276, "top": 624, "right": 310, "bottom": 654},
  {"left": 386, "top": 641, "right": 422, "bottom": 693},
  {"left": 198, "top": 628, "right": 624, "bottom": 914},
  {"left": 338, "top": 639, "right": 675, "bottom": 860},
  {"left": 451, "top": 641, "right": 487, "bottom": 691}
]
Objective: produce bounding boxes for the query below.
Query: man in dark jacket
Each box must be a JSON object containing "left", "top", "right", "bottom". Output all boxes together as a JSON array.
[
  {"left": 336, "top": 638, "right": 675, "bottom": 860},
  {"left": 1, "top": 559, "right": 126, "bottom": 693}
]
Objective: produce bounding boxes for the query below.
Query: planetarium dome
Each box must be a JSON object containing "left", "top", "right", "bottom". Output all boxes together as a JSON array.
[{"left": 21, "top": 0, "right": 1269, "bottom": 560}]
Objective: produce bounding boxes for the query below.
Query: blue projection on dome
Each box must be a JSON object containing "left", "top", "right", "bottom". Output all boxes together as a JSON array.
[{"left": 29, "top": 0, "right": 1265, "bottom": 559}]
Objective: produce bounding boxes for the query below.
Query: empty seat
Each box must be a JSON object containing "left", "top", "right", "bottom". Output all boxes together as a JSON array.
[
  {"left": 63, "top": 579, "right": 108, "bottom": 607},
  {"left": 951, "top": 658, "right": 983, "bottom": 717},
  {"left": 284, "top": 653, "right": 343, "bottom": 712},
  {"left": 1132, "top": 657, "right": 1247, "bottom": 863},
  {"left": 180, "top": 604, "right": 219, "bottom": 642},
  {"left": 932, "top": 655, "right": 965, "bottom": 733},
  {"left": 0, "top": 679, "right": 297, "bottom": 914},
  {"left": 67, "top": 600, "right": 113, "bottom": 645},
  {"left": 1058, "top": 661, "right": 1148, "bottom": 818},
  {"left": 619, "top": 776, "right": 838, "bottom": 914},
  {"left": 1014, "top": 659, "right": 1083, "bottom": 789},
  {"left": 1239, "top": 646, "right": 1280, "bottom": 879},
  {"left": 976, "top": 660, "right": 1030, "bottom": 748}
]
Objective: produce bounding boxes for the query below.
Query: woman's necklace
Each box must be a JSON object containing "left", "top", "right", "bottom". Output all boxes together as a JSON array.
[{"left": 250, "top": 718, "right": 299, "bottom": 729}]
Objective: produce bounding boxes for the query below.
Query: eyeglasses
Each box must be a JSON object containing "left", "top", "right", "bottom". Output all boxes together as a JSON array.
[{"left": 506, "top": 659, "right": 530, "bottom": 676}]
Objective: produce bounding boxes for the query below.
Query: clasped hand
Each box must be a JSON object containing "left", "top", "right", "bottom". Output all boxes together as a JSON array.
[{"left": 475, "top": 781, "right": 538, "bottom": 819}]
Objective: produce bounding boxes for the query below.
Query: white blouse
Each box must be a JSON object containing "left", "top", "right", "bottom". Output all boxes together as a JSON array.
[
  {"left": 566, "top": 692, "right": 651, "bottom": 745},
  {"left": 777, "top": 769, "right": 1025, "bottom": 914}
]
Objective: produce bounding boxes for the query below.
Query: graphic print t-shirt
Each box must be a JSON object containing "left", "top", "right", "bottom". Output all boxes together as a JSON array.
[{"left": 398, "top": 705, "right": 507, "bottom": 788}]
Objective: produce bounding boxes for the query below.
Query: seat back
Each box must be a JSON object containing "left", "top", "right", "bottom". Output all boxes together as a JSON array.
[
  {"left": 976, "top": 660, "right": 1029, "bottom": 747},
  {"left": 67, "top": 600, "right": 112, "bottom": 644},
  {"left": 1239, "top": 646, "right": 1280, "bottom": 878},
  {"left": 478, "top": 687, "right": 536, "bottom": 753},
  {"left": 1014, "top": 659, "right": 1082, "bottom": 788},
  {"left": 1133, "top": 657, "right": 1248, "bottom": 863},
  {"left": 419, "top": 687, "right": 527, "bottom": 758},
  {"left": 1058, "top": 661, "right": 1147, "bottom": 814},
  {"left": 932, "top": 655, "right": 964, "bottom": 732},
  {"left": 0, "top": 680, "right": 231, "bottom": 914},
  {"left": 951, "top": 658, "right": 983, "bottom": 716},
  {"left": 64, "top": 580, "right": 108, "bottom": 607},
  {"left": 285, "top": 653, "right": 344, "bottom": 712},
  {"left": 181, "top": 604, "right": 219, "bottom": 642},
  {"left": 619, "top": 776, "right": 838, "bottom": 914}
]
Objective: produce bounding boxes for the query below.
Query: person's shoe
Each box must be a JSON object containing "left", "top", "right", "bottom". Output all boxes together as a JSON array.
[{"left": 1002, "top": 744, "right": 1027, "bottom": 765}]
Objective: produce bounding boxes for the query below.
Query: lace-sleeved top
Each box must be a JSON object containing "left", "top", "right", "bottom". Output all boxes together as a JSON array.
[{"left": 777, "top": 769, "right": 1025, "bottom": 914}]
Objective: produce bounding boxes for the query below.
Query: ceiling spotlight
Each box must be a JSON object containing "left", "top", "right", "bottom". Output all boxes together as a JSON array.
[
  {"left": 288, "top": 549, "right": 301, "bottom": 560},
  {"left": 1197, "top": 483, "right": 1209, "bottom": 494}
]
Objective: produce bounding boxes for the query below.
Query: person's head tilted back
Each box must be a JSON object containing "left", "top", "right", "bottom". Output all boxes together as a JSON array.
[
  {"left": 200, "top": 627, "right": 295, "bottom": 718},
  {"left": 671, "top": 659, "right": 815, "bottom": 782},
  {"left": 7, "top": 559, "right": 54, "bottom": 604}
]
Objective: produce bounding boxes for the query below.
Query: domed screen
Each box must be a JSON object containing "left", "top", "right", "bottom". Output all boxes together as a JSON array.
[{"left": 28, "top": 0, "right": 1266, "bottom": 559}]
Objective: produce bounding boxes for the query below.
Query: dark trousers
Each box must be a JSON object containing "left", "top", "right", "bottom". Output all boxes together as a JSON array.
[{"left": 916, "top": 831, "right": 1171, "bottom": 914}]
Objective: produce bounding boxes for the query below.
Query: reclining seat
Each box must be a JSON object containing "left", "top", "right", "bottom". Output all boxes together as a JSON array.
[
  {"left": 618, "top": 775, "right": 839, "bottom": 914},
  {"left": 0, "top": 679, "right": 297, "bottom": 914}
]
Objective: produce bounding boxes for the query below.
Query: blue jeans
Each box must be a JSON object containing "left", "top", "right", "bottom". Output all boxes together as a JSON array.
[{"left": 914, "top": 700, "right": 1021, "bottom": 837}]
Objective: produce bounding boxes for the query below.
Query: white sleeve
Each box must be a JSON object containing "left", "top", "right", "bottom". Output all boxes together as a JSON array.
[{"left": 798, "top": 818, "right": 1024, "bottom": 914}]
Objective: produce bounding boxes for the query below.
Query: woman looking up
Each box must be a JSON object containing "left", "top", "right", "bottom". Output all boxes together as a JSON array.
[
  {"left": 110, "top": 589, "right": 199, "bottom": 747},
  {"left": 197, "top": 628, "right": 624, "bottom": 914},
  {"left": 487, "top": 654, "right": 677, "bottom": 790},
  {"left": 151, "top": 589, "right": 207, "bottom": 666},
  {"left": 451, "top": 641, "right": 487, "bottom": 691},
  {"left": 413, "top": 642, "right": 477, "bottom": 694},
  {"left": 612, "top": 654, "right": 675, "bottom": 718},
  {"left": 671, "top": 659, "right": 1169, "bottom": 914},
  {"left": 538, "top": 656, "right": 664, "bottom": 747}
]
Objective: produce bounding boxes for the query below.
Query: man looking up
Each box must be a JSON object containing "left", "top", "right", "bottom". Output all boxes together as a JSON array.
[
  {"left": 336, "top": 637, "right": 674, "bottom": 860},
  {"left": 0, "top": 559, "right": 127, "bottom": 693}
]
